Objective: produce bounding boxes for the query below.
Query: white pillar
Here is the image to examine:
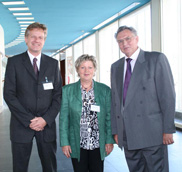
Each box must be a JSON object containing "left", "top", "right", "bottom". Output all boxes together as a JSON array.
[{"left": 0, "top": 25, "right": 5, "bottom": 112}]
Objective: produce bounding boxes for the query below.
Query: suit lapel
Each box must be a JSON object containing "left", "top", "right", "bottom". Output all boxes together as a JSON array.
[
  {"left": 93, "top": 80, "right": 99, "bottom": 103},
  {"left": 116, "top": 58, "right": 125, "bottom": 103},
  {"left": 124, "top": 50, "right": 146, "bottom": 108},
  {"left": 73, "top": 80, "right": 82, "bottom": 103},
  {"left": 39, "top": 54, "right": 48, "bottom": 80},
  {"left": 93, "top": 81, "right": 103, "bottom": 121},
  {"left": 22, "top": 52, "right": 37, "bottom": 80}
]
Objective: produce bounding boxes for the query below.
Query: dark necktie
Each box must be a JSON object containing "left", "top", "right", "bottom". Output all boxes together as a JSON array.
[
  {"left": 33, "top": 57, "right": 38, "bottom": 76},
  {"left": 123, "top": 58, "right": 132, "bottom": 105}
]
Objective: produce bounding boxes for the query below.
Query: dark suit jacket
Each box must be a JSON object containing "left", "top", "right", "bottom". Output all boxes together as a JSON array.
[
  {"left": 111, "top": 49, "right": 176, "bottom": 150},
  {"left": 4, "top": 51, "right": 62, "bottom": 143}
]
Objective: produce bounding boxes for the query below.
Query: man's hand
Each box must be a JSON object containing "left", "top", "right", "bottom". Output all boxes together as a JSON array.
[
  {"left": 163, "top": 133, "right": 174, "bottom": 145},
  {"left": 29, "top": 117, "right": 47, "bottom": 131}
]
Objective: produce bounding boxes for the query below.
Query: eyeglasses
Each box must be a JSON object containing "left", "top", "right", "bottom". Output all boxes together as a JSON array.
[{"left": 117, "top": 36, "right": 135, "bottom": 44}]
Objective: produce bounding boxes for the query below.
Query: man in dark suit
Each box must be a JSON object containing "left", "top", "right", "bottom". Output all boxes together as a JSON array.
[
  {"left": 4, "top": 22, "right": 62, "bottom": 172},
  {"left": 111, "top": 26, "right": 175, "bottom": 172}
]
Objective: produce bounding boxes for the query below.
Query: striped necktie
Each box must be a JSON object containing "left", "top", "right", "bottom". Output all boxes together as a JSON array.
[{"left": 33, "top": 57, "right": 38, "bottom": 76}]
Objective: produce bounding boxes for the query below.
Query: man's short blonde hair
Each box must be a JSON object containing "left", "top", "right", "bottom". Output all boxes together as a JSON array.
[{"left": 25, "top": 22, "right": 47, "bottom": 39}]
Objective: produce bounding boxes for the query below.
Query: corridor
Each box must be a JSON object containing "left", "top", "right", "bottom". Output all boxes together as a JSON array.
[{"left": 0, "top": 107, "right": 181, "bottom": 172}]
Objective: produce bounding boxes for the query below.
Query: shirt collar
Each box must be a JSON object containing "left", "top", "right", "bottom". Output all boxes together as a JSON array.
[
  {"left": 27, "top": 50, "right": 41, "bottom": 64},
  {"left": 125, "top": 47, "right": 140, "bottom": 61}
]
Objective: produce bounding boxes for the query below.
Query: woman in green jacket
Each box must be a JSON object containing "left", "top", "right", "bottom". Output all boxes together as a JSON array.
[{"left": 59, "top": 54, "right": 114, "bottom": 172}]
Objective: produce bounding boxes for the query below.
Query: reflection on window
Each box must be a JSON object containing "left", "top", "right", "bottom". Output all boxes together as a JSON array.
[{"left": 99, "top": 21, "right": 119, "bottom": 86}]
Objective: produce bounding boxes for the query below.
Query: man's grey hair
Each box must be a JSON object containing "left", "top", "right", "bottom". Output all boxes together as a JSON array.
[
  {"left": 75, "top": 54, "right": 97, "bottom": 76},
  {"left": 115, "top": 26, "right": 138, "bottom": 39}
]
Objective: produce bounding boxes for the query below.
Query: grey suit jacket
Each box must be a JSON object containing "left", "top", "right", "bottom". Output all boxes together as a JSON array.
[
  {"left": 111, "top": 49, "right": 176, "bottom": 150},
  {"left": 4, "top": 51, "right": 62, "bottom": 143}
]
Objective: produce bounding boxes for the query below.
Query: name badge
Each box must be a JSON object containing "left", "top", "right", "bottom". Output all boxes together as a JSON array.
[
  {"left": 43, "top": 82, "right": 53, "bottom": 90},
  {"left": 91, "top": 105, "right": 100, "bottom": 112}
]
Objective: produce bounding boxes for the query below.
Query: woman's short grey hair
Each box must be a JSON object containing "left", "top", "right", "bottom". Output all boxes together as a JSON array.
[
  {"left": 75, "top": 54, "right": 97, "bottom": 75},
  {"left": 115, "top": 26, "right": 138, "bottom": 39}
]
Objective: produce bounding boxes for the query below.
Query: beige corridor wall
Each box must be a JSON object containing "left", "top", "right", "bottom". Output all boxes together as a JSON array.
[{"left": 0, "top": 25, "right": 5, "bottom": 112}]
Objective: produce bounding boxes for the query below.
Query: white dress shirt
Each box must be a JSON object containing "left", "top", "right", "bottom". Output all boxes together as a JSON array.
[{"left": 123, "top": 47, "right": 140, "bottom": 80}]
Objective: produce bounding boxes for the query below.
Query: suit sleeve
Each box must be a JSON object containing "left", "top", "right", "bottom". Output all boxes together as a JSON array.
[
  {"left": 3, "top": 58, "right": 34, "bottom": 127},
  {"left": 155, "top": 53, "right": 176, "bottom": 133},
  {"left": 59, "top": 86, "right": 70, "bottom": 146},
  {"left": 110, "top": 64, "right": 118, "bottom": 135},
  {"left": 41, "top": 61, "right": 62, "bottom": 127}
]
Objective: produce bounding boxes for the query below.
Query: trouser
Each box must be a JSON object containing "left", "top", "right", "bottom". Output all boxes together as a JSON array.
[
  {"left": 124, "top": 142, "right": 169, "bottom": 172},
  {"left": 71, "top": 148, "right": 104, "bottom": 172},
  {"left": 11, "top": 132, "right": 57, "bottom": 172}
]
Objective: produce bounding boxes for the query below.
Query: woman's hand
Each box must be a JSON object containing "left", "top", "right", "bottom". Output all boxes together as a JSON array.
[
  {"left": 105, "top": 144, "right": 114, "bottom": 155},
  {"left": 114, "top": 134, "right": 118, "bottom": 144},
  {"left": 62, "top": 145, "right": 72, "bottom": 158}
]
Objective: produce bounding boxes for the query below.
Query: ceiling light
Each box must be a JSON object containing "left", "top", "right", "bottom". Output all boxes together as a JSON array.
[
  {"left": 93, "top": 2, "right": 140, "bottom": 30},
  {"left": 5, "top": 40, "right": 24, "bottom": 48},
  {"left": 59, "top": 45, "right": 68, "bottom": 51},
  {"left": 8, "top": 7, "right": 29, "bottom": 11},
  {"left": 21, "top": 28, "right": 26, "bottom": 30},
  {"left": 70, "top": 32, "right": 90, "bottom": 44},
  {"left": 118, "top": 2, "right": 140, "bottom": 15},
  {"left": 13, "top": 13, "right": 32, "bottom": 16},
  {"left": 19, "top": 21, "right": 35, "bottom": 24},
  {"left": 51, "top": 45, "right": 68, "bottom": 57},
  {"left": 1, "top": 1, "right": 25, "bottom": 5},
  {"left": 92, "top": 14, "right": 118, "bottom": 30},
  {"left": 16, "top": 39, "right": 24, "bottom": 41},
  {"left": 20, "top": 25, "right": 29, "bottom": 27},
  {"left": 16, "top": 17, "right": 34, "bottom": 20}
]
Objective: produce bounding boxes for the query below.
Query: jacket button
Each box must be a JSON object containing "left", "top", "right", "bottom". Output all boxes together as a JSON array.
[{"left": 117, "top": 116, "right": 120, "bottom": 119}]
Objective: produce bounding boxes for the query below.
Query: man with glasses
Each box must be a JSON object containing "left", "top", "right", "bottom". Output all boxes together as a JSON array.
[{"left": 110, "top": 26, "right": 175, "bottom": 172}]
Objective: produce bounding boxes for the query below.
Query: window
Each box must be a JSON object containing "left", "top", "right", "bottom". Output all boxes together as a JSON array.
[
  {"left": 119, "top": 4, "right": 151, "bottom": 57},
  {"left": 73, "top": 41, "right": 83, "bottom": 81},
  {"left": 161, "top": 0, "right": 182, "bottom": 112},
  {"left": 83, "top": 34, "right": 96, "bottom": 56},
  {"left": 65, "top": 47, "right": 74, "bottom": 84},
  {"left": 99, "top": 21, "right": 119, "bottom": 86}
]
